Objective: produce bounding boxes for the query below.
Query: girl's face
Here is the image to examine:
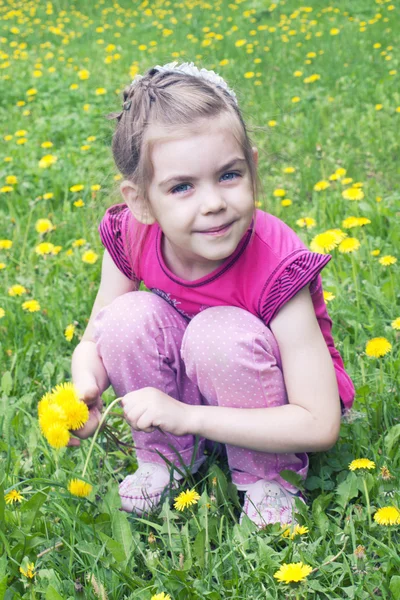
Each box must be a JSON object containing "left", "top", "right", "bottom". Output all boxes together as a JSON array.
[{"left": 125, "top": 113, "right": 257, "bottom": 280}]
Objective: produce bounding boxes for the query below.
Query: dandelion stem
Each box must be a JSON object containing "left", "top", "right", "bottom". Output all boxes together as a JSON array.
[
  {"left": 362, "top": 477, "right": 372, "bottom": 528},
  {"left": 351, "top": 254, "right": 360, "bottom": 314},
  {"left": 82, "top": 396, "right": 123, "bottom": 478}
]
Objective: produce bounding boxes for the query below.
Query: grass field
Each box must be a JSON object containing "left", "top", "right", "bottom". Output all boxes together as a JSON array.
[{"left": 0, "top": 0, "right": 399, "bottom": 598}]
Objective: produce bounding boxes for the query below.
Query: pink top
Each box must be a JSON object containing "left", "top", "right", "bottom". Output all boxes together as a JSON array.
[{"left": 99, "top": 204, "right": 355, "bottom": 410}]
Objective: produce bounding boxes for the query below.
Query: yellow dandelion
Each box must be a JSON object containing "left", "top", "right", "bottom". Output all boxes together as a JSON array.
[
  {"left": 82, "top": 250, "right": 99, "bottom": 264},
  {"left": 5, "top": 489, "right": 24, "bottom": 504},
  {"left": 378, "top": 255, "right": 397, "bottom": 266},
  {"left": 0, "top": 308, "right": 5, "bottom": 319},
  {"left": 291, "top": 96, "right": 301, "bottom": 103},
  {"left": 35, "top": 242, "right": 55, "bottom": 255},
  {"left": 244, "top": 71, "right": 254, "bottom": 78},
  {"left": 174, "top": 488, "right": 201, "bottom": 511},
  {"left": 268, "top": 120, "right": 277, "bottom": 127},
  {"left": 6, "top": 175, "right": 17, "bottom": 185},
  {"left": 44, "top": 422, "right": 70, "bottom": 448},
  {"left": 281, "top": 199, "right": 292, "bottom": 207},
  {"left": 342, "top": 187, "right": 364, "bottom": 201},
  {"left": 22, "top": 300, "right": 41, "bottom": 312},
  {"left": 349, "top": 458, "right": 376, "bottom": 471},
  {"left": 273, "top": 188, "right": 286, "bottom": 197},
  {"left": 35, "top": 218, "right": 54, "bottom": 234},
  {"left": 43, "top": 192, "right": 54, "bottom": 200},
  {"left": 151, "top": 594, "right": 171, "bottom": 600},
  {"left": 68, "top": 479, "right": 93, "bottom": 497},
  {"left": 323, "top": 291, "right": 335, "bottom": 302},
  {"left": 342, "top": 216, "right": 371, "bottom": 229},
  {"left": 70, "top": 184, "right": 84, "bottom": 193},
  {"left": 391, "top": 317, "right": 400, "bottom": 330},
  {"left": 0, "top": 263, "right": 5, "bottom": 269},
  {"left": 310, "top": 229, "right": 344, "bottom": 254},
  {"left": 0, "top": 239, "right": 12, "bottom": 250},
  {"left": 373, "top": 506, "right": 400, "bottom": 526},
  {"left": 20, "top": 562, "right": 36, "bottom": 579},
  {"left": 95, "top": 87, "right": 107, "bottom": 95},
  {"left": 91, "top": 184, "right": 101, "bottom": 191},
  {"left": 64, "top": 324, "right": 75, "bottom": 341},
  {"left": 72, "top": 238, "right": 86, "bottom": 247},
  {"left": 62, "top": 399, "right": 89, "bottom": 430},
  {"left": 335, "top": 168, "right": 347, "bottom": 178},
  {"left": 365, "top": 337, "right": 392, "bottom": 358},
  {"left": 273, "top": 562, "right": 313, "bottom": 583},
  {"left": 371, "top": 249, "right": 380, "bottom": 256},
  {"left": 78, "top": 69, "right": 90, "bottom": 80},
  {"left": 282, "top": 524, "right": 309, "bottom": 539},
  {"left": 38, "top": 154, "right": 57, "bottom": 169},
  {"left": 283, "top": 166, "right": 296, "bottom": 174},
  {"left": 51, "top": 382, "right": 80, "bottom": 405},
  {"left": 313, "top": 180, "right": 330, "bottom": 191},
  {"left": 338, "top": 237, "right": 361, "bottom": 253},
  {"left": 39, "top": 403, "right": 67, "bottom": 435},
  {"left": 8, "top": 284, "right": 27, "bottom": 296},
  {"left": 74, "top": 199, "right": 85, "bottom": 207},
  {"left": 296, "top": 217, "right": 316, "bottom": 229},
  {"left": 41, "top": 141, "right": 53, "bottom": 148}
]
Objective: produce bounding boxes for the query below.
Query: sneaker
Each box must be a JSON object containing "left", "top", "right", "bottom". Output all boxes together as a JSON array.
[
  {"left": 239, "top": 479, "right": 305, "bottom": 529},
  {"left": 119, "top": 456, "right": 206, "bottom": 516}
]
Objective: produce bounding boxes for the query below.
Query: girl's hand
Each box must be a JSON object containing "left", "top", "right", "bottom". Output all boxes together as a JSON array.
[
  {"left": 121, "top": 387, "right": 192, "bottom": 437},
  {"left": 68, "top": 380, "right": 103, "bottom": 446}
]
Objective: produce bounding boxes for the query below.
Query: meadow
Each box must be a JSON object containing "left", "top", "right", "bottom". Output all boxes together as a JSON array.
[{"left": 0, "top": 0, "right": 399, "bottom": 598}]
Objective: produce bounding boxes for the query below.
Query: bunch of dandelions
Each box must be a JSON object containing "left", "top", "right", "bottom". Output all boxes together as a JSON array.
[{"left": 38, "top": 382, "right": 89, "bottom": 449}]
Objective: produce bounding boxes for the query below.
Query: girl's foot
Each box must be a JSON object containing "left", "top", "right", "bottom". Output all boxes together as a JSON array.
[
  {"left": 238, "top": 479, "right": 305, "bottom": 529},
  {"left": 119, "top": 456, "right": 206, "bottom": 516}
]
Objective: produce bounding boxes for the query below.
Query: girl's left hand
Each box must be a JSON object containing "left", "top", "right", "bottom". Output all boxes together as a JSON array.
[{"left": 120, "top": 387, "right": 192, "bottom": 437}]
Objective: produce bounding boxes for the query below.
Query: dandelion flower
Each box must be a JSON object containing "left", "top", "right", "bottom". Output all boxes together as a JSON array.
[
  {"left": 0, "top": 239, "right": 13, "bottom": 250},
  {"left": 283, "top": 167, "right": 296, "bottom": 173},
  {"left": 313, "top": 180, "right": 330, "bottom": 191},
  {"left": 374, "top": 506, "right": 400, "bottom": 526},
  {"left": 323, "top": 291, "right": 335, "bottom": 302},
  {"left": 72, "top": 238, "right": 86, "bottom": 247},
  {"left": 349, "top": 458, "right": 376, "bottom": 471},
  {"left": 273, "top": 562, "right": 313, "bottom": 583},
  {"left": 74, "top": 199, "right": 85, "bottom": 207},
  {"left": 35, "top": 219, "right": 54, "bottom": 234},
  {"left": 273, "top": 188, "right": 285, "bottom": 197},
  {"left": 8, "top": 284, "right": 27, "bottom": 296},
  {"left": 151, "top": 594, "right": 171, "bottom": 600},
  {"left": 45, "top": 422, "right": 70, "bottom": 449},
  {"left": 51, "top": 382, "right": 79, "bottom": 405},
  {"left": 338, "top": 237, "right": 361, "bottom": 253},
  {"left": 0, "top": 308, "right": 5, "bottom": 319},
  {"left": 70, "top": 184, "right": 84, "bottom": 193},
  {"left": 174, "top": 488, "right": 200, "bottom": 511},
  {"left": 20, "top": 562, "right": 35, "bottom": 579},
  {"left": 282, "top": 524, "right": 309, "bottom": 539},
  {"left": 342, "top": 216, "right": 371, "bottom": 229},
  {"left": 310, "top": 230, "right": 344, "bottom": 253},
  {"left": 22, "top": 300, "right": 41, "bottom": 312},
  {"left": 354, "top": 545, "right": 366, "bottom": 560},
  {"left": 82, "top": 250, "right": 99, "bottom": 264},
  {"left": 296, "top": 217, "right": 316, "bottom": 229},
  {"left": 39, "top": 403, "right": 67, "bottom": 435},
  {"left": 35, "top": 242, "right": 55, "bottom": 255},
  {"left": 342, "top": 187, "right": 364, "bottom": 201},
  {"left": 63, "top": 400, "right": 89, "bottom": 430},
  {"left": 365, "top": 337, "right": 392, "bottom": 358},
  {"left": 391, "top": 317, "right": 400, "bottom": 330},
  {"left": 379, "top": 255, "right": 397, "bottom": 266},
  {"left": 5, "top": 489, "right": 24, "bottom": 504},
  {"left": 38, "top": 154, "right": 57, "bottom": 169},
  {"left": 64, "top": 324, "right": 75, "bottom": 341},
  {"left": 68, "top": 479, "right": 93, "bottom": 498}
]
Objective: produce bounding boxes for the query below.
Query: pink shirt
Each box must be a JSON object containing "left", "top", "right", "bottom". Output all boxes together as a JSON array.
[{"left": 99, "top": 204, "right": 355, "bottom": 410}]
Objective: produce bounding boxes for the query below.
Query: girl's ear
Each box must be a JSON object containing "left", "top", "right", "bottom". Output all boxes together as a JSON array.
[{"left": 120, "top": 180, "right": 156, "bottom": 225}]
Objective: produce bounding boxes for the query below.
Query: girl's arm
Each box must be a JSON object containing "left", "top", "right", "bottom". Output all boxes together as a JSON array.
[
  {"left": 71, "top": 249, "right": 139, "bottom": 439},
  {"left": 188, "top": 285, "right": 342, "bottom": 453}
]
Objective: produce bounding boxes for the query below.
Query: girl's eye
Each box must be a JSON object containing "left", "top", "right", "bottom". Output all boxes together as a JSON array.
[{"left": 170, "top": 172, "right": 241, "bottom": 194}]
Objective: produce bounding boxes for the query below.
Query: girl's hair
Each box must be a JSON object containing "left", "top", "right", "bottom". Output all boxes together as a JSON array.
[{"left": 106, "top": 66, "right": 261, "bottom": 279}]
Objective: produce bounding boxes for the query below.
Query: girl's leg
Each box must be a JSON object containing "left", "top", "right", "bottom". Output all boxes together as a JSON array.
[
  {"left": 93, "top": 291, "right": 206, "bottom": 473},
  {"left": 181, "top": 305, "right": 309, "bottom": 495}
]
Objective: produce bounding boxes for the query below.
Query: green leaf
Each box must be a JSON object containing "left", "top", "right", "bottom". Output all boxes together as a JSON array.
[
  {"left": 99, "top": 532, "right": 127, "bottom": 564},
  {"left": 0, "top": 575, "right": 7, "bottom": 600},
  {"left": 312, "top": 494, "right": 333, "bottom": 534},
  {"left": 193, "top": 529, "right": 206, "bottom": 569},
  {"left": 0, "top": 487, "right": 4, "bottom": 526},
  {"left": 1, "top": 372, "right": 12, "bottom": 397},
  {"left": 45, "top": 585, "right": 65, "bottom": 600},
  {"left": 390, "top": 576, "right": 400, "bottom": 600},
  {"left": 111, "top": 510, "right": 133, "bottom": 562},
  {"left": 20, "top": 490, "right": 47, "bottom": 531},
  {"left": 279, "top": 470, "right": 305, "bottom": 492},
  {"left": 336, "top": 473, "right": 360, "bottom": 508},
  {"left": 385, "top": 424, "right": 400, "bottom": 459}
]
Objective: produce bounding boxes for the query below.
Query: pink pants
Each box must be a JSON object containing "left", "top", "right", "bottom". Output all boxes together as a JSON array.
[{"left": 93, "top": 291, "right": 308, "bottom": 493}]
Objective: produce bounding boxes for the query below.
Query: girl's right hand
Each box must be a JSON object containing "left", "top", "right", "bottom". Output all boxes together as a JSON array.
[{"left": 68, "top": 381, "right": 103, "bottom": 447}]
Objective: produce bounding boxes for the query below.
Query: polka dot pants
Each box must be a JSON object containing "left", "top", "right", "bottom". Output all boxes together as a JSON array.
[{"left": 93, "top": 291, "right": 309, "bottom": 493}]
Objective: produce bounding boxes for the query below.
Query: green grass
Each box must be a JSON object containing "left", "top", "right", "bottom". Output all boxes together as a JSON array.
[{"left": 0, "top": 0, "right": 399, "bottom": 598}]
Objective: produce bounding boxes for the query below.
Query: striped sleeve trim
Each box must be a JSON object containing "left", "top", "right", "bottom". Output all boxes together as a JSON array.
[
  {"left": 260, "top": 252, "right": 332, "bottom": 325},
  {"left": 98, "top": 206, "right": 139, "bottom": 282}
]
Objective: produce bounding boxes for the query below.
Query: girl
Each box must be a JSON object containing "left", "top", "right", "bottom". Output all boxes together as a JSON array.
[{"left": 71, "top": 62, "right": 355, "bottom": 529}]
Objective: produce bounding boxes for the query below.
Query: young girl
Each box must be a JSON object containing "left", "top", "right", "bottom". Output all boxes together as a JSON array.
[{"left": 71, "top": 62, "right": 355, "bottom": 529}]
